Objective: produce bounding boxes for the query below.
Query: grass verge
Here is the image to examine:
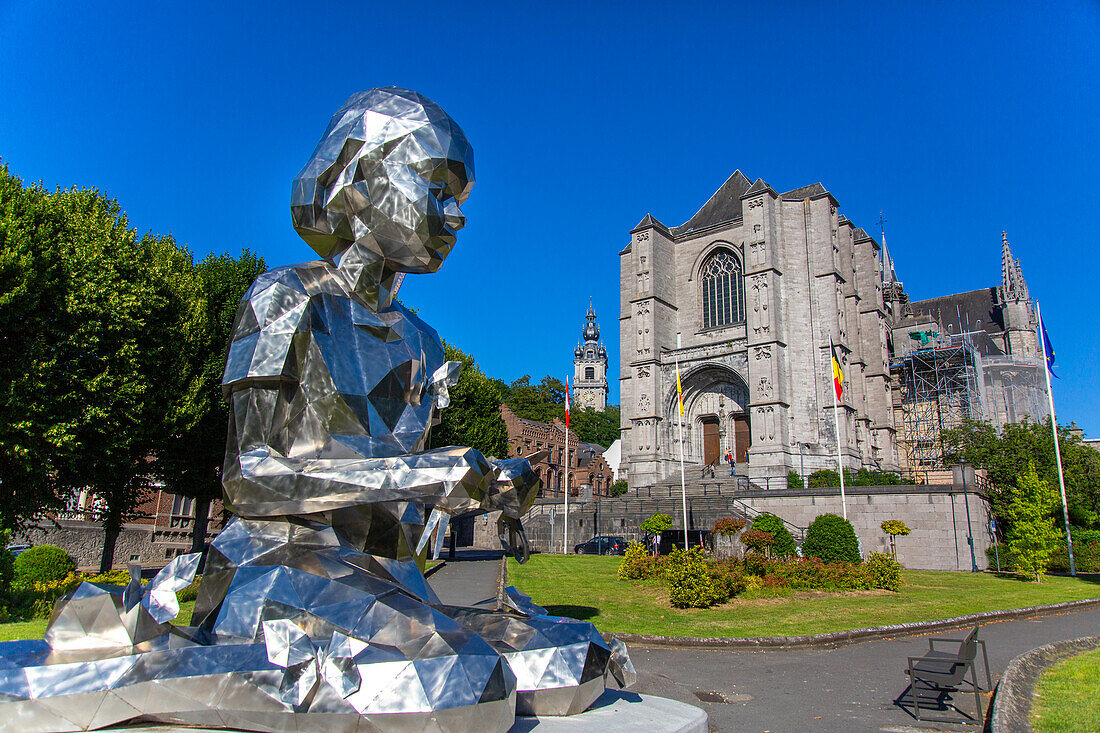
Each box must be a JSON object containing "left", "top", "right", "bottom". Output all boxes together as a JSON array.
[
  {"left": 1031, "top": 648, "right": 1100, "bottom": 732},
  {"left": 0, "top": 601, "right": 195, "bottom": 643},
  {"left": 507, "top": 554, "right": 1100, "bottom": 638}
]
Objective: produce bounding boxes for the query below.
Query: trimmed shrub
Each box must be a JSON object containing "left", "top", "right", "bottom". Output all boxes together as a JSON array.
[
  {"left": 749, "top": 514, "right": 797, "bottom": 557},
  {"left": 713, "top": 516, "right": 748, "bottom": 535},
  {"left": 618, "top": 541, "right": 653, "bottom": 580},
  {"left": 803, "top": 514, "right": 861, "bottom": 564},
  {"left": 665, "top": 547, "right": 728, "bottom": 608},
  {"left": 863, "top": 552, "right": 901, "bottom": 591},
  {"left": 787, "top": 470, "right": 804, "bottom": 489},
  {"left": 13, "top": 546, "right": 76, "bottom": 587},
  {"left": 0, "top": 545, "right": 14, "bottom": 593},
  {"left": 739, "top": 529, "right": 774, "bottom": 555},
  {"left": 808, "top": 469, "right": 840, "bottom": 488},
  {"left": 743, "top": 551, "right": 768, "bottom": 577}
]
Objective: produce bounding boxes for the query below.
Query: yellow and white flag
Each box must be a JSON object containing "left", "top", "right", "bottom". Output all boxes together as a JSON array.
[{"left": 676, "top": 365, "right": 684, "bottom": 415}]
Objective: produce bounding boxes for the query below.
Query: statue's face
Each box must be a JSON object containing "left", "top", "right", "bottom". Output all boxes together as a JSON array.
[{"left": 291, "top": 87, "right": 474, "bottom": 273}]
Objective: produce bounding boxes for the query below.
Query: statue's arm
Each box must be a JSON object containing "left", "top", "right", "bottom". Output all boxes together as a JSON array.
[{"left": 219, "top": 279, "right": 493, "bottom": 516}]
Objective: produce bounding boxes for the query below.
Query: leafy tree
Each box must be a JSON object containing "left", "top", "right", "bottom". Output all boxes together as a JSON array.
[
  {"left": 0, "top": 169, "right": 205, "bottom": 569},
  {"left": 880, "top": 519, "right": 911, "bottom": 558},
  {"left": 571, "top": 405, "right": 621, "bottom": 448},
  {"left": 1004, "top": 463, "right": 1060, "bottom": 582},
  {"left": 787, "top": 470, "right": 804, "bottom": 489},
  {"left": 0, "top": 166, "right": 68, "bottom": 530},
  {"left": 502, "top": 375, "right": 566, "bottom": 424},
  {"left": 943, "top": 418, "right": 1100, "bottom": 531},
  {"left": 609, "top": 478, "right": 629, "bottom": 497},
  {"left": 429, "top": 342, "right": 509, "bottom": 458},
  {"left": 154, "top": 250, "right": 265, "bottom": 557},
  {"left": 641, "top": 512, "right": 673, "bottom": 555}
]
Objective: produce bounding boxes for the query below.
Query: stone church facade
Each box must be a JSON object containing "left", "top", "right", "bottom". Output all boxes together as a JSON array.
[{"left": 619, "top": 171, "right": 902, "bottom": 487}]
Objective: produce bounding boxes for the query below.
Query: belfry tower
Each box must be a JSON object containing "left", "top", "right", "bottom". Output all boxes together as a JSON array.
[{"left": 573, "top": 300, "right": 609, "bottom": 411}]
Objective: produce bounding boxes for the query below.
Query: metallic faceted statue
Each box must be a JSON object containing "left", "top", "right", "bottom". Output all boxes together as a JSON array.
[{"left": 0, "top": 87, "right": 632, "bottom": 733}]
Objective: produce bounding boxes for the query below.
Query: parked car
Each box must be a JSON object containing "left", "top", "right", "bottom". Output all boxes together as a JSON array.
[
  {"left": 573, "top": 535, "right": 628, "bottom": 555},
  {"left": 5, "top": 544, "right": 31, "bottom": 557},
  {"left": 657, "top": 529, "right": 711, "bottom": 555}
]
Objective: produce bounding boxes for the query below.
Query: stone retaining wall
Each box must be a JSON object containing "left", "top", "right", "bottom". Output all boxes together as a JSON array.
[{"left": 476, "top": 484, "right": 994, "bottom": 571}]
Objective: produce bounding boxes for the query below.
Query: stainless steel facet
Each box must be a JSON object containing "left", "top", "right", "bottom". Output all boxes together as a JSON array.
[{"left": 0, "top": 86, "right": 630, "bottom": 733}]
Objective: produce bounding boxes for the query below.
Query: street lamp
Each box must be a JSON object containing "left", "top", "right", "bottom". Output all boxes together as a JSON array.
[{"left": 953, "top": 459, "right": 979, "bottom": 572}]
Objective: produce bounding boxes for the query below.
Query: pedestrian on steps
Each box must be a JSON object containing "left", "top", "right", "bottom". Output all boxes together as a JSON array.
[{"left": 727, "top": 451, "right": 735, "bottom": 477}]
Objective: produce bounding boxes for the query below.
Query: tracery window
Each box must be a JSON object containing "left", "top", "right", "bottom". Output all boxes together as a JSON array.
[{"left": 700, "top": 249, "right": 745, "bottom": 329}]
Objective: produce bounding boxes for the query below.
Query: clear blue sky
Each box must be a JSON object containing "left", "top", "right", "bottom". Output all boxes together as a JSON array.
[{"left": 2, "top": 2, "right": 1098, "bottom": 431}]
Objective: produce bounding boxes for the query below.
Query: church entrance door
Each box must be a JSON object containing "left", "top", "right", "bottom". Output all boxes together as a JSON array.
[
  {"left": 702, "top": 417, "right": 720, "bottom": 467},
  {"left": 734, "top": 415, "right": 751, "bottom": 463}
]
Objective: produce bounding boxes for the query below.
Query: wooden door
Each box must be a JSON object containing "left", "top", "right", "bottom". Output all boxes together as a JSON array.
[
  {"left": 702, "top": 417, "right": 720, "bottom": 466},
  {"left": 734, "top": 415, "right": 751, "bottom": 463}
]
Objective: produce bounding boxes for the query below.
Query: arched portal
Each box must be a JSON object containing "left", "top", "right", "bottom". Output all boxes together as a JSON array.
[{"left": 666, "top": 365, "right": 750, "bottom": 466}]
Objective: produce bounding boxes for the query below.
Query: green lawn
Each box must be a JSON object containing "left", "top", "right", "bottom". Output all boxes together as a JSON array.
[
  {"left": 507, "top": 555, "right": 1100, "bottom": 638},
  {"left": 1031, "top": 648, "right": 1100, "bottom": 732},
  {"left": 0, "top": 601, "right": 195, "bottom": 643}
]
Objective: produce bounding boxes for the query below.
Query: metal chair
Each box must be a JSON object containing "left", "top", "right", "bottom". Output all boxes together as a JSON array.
[{"left": 904, "top": 625, "right": 992, "bottom": 723}]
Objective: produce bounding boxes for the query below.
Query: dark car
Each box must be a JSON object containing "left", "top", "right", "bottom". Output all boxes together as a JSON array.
[
  {"left": 656, "top": 529, "right": 711, "bottom": 555},
  {"left": 5, "top": 544, "right": 31, "bottom": 557},
  {"left": 573, "top": 535, "right": 627, "bottom": 555}
]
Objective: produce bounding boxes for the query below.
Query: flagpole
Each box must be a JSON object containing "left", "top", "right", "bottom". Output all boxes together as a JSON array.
[
  {"left": 563, "top": 377, "right": 570, "bottom": 554},
  {"left": 830, "top": 339, "right": 848, "bottom": 520},
  {"left": 675, "top": 346, "right": 689, "bottom": 551},
  {"left": 1038, "top": 302, "right": 1075, "bottom": 576}
]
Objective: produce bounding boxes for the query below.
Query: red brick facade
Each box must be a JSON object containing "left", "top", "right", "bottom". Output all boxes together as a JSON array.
[{"left": 499, "top": 404, "right": 612, "bottom": 497}]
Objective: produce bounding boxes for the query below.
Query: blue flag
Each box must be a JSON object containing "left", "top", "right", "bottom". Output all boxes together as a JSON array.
[{"left": 1040, "top": 313, "right": 1058, "bottom": 378}]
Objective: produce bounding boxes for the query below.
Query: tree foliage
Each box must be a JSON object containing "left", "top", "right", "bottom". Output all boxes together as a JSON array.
[
  {"left": 0, "top": 167, "right": 208, "bottom": 571},
  {"left": 641, "top": 512, "right": 673, "bottom": 536},
  {"left": 497, "top": 374, "right": 620, "bottom": 448},
  {"left": 154, "top": 250, "right": 265, "bottom": 556},
  {"left": 1004, "top": 463, "right": 1060, "bottom": 582},
  {"left": 942, "top": 418, "right": 1100, "bottom": 530},
  {"left": 429, "top": 342, "right": 509, "bottom": 458},
  {"left": 749, "top": 513, "right": 797, "bottom": 557}
]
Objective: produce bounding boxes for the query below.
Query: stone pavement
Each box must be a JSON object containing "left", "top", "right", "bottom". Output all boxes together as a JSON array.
[
  {"left": 429, "top": 547, "right": 506, "bottom": 607},
  {"left": 433, "top": 553, "right": 1100, "bottom": 732}
]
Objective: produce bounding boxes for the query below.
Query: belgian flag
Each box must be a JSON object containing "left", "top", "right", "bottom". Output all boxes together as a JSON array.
[{"left": 831, "top": 340, "right": 844, "bottom": 400}]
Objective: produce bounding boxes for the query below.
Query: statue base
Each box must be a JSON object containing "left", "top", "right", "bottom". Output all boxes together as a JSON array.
[{"left": 99, "top": 691, "right": 708, "bottom": 733}]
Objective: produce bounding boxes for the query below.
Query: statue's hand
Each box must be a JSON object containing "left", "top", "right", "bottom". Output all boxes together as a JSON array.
[{"left": 428, "top": 361, "right": 462, "bottom": 409}]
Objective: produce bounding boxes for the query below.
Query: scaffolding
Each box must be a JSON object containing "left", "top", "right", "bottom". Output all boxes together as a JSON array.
[{"left": 892, "top": 331, "right": 985, "bottom": 475}]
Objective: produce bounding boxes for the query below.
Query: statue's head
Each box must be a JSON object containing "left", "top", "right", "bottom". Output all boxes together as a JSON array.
[{"left": 291, "top": 87, "right": 474, "bottom": 274}]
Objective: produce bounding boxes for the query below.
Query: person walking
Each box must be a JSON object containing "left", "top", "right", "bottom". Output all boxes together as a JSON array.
[{"left": 727, "top": 451, "right": 735, "bottom": 477}]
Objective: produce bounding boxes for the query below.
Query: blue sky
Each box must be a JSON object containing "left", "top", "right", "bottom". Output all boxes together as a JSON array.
[{"left": 2, "top": 2, "right": 1098, "bottom": 432}]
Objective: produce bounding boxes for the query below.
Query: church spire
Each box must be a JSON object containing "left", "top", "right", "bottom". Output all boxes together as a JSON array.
[{"left": 1001, "top": 231, "right": 1029, "bottom": 302}]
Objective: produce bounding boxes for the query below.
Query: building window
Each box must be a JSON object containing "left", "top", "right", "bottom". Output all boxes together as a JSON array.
[
  {"left": 700, "top": 249, "right": 745, "bottom": 329},
  {"left": 585, "top": 367, "right": 594, "bottom": 380}
]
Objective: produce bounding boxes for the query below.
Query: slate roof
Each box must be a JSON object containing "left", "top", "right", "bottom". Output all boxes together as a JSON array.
[
  {"left": 671, "top": 170, "right": 753, "bottom": 237},
  {"left": 780, "top": 182, "right": 828, "bottom": 200},
  {"left": 907, "top": 288, "right": 1006, "bottom": 356}
]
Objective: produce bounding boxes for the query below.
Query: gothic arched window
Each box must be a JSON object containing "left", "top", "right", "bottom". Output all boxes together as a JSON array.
[{"left": 700, "top": 249, "right": 745, "bottom": 329}]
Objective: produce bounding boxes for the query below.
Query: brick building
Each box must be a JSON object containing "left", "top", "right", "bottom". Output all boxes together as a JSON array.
[
  {"left": 499, "top": 404, "right": 612, "bottom": 496},
  {"left": 14, "top": 488, "right": 225, "bottom": 570}
]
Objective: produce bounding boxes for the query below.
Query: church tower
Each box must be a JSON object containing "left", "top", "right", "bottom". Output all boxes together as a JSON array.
[
  {"left": 573, "top": 300, "right": 609, "bottom": 411},
  {"left": 997, "top": 231, "right": 1039, "bottom": 356}
]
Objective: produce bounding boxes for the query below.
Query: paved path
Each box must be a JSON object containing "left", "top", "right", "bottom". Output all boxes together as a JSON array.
[
  {"left": 429, "top": 548, "right": 504, "bottom": 607},
  {"left": 429, "top": 554, "right": 1100, "bottom": 732}
]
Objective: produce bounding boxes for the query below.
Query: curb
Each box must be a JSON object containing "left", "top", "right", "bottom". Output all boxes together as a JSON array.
[
  {"left": 607, "top": 596, "right": 1100, "bottom": 650},
  {"left": 990, "top": 635, "right": 1100, "bottom": 733}
]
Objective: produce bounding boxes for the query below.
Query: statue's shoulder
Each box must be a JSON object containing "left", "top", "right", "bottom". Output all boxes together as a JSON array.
[{"left": 223, "top": 262, "right": 326, "bottom": 392}]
